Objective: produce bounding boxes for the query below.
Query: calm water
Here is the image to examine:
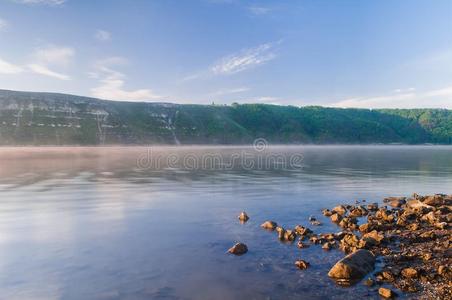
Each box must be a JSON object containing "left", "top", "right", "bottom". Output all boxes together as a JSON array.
[{"left": 0, "top": 146, "right": 451, "bottom": 300}]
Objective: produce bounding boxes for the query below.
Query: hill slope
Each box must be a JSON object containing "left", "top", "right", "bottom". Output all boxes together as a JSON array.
[{"left": 0, "top": 89, "right": 450, "bottom": 145}]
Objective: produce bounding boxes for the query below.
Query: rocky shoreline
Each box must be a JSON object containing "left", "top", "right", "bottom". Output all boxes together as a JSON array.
[{"left": 229, "top": 194, "right": 451, "bottom": 299}]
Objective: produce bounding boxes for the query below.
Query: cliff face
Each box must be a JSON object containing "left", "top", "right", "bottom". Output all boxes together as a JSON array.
[{"left": 0, "top": 89, "right": 450, "bottom": 145}]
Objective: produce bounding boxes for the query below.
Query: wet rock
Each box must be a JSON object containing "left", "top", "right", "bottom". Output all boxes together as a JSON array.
[
  {"left": 330, "top": 213, "right": 342, "bottom": 223},
  {"left": 384, "top": 196, "right": 406, "bottom": 208},
  {"left": 295, "top": 259, "right": 310, "bottom": 270},
  {"left": 297, "top": 240, "right": 309, "bottom": 248},
  {"left": 310, "top": 220, "right": 322, "bottom": 226},
  {"left": 363, "top": 278, "right": 374, "bottom": 286},
  {"left": 261, "top": 221, "right": 277, "bottom": 230},
  {"left": 276, "top": 227, "right": 286, "bottom": 240},
  {"left": 327, "top": 249, "right": 375, "bottom": 281},
  {"left": 332, "top": 205, "right": 347, "bottom": 216},
  {"left": 294, "top": 225, "right": 313, "bottom": 236},
  {"left": 238, "top": 211, "right": 249, "bottom": 222},
  {"left": 401, "top": 267, "right": 418, "bottom": 278},
  {"left": 309, "top": 216, "right": 316, "bottom": 222},
  {"left": 322, "top": 209, "right": 333, "bottom": 217},
  {"left": 284, "top": 229, "right": 296, "bottom": 242},
  {"left": 366, "top": 203, "right": 378, "bottom": 211},
  {"left": 228, "top": 243, "right": 248, "bottom": 255},
  {"left": 322, "top": 242, "right": 332, "bottom": 250},
  {"left": 378, "top": 287, "right": 395, "bottom": 298}
]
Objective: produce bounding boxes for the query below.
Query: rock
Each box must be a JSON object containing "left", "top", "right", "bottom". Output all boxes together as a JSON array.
[
  {"left": 435, "top": 222, "right": 447, "bottom": 229},
  {"left": 261, "top": 221, "right": 277, "bottom": 230},
  {"left": 297, "top": 240, "right": 309, "bottom": 248},
  {"left": 363, "top": 278, "right": 374, "bottom": 286},
  {"left": 406, "top": 199, "right": 433, "bottom": 212},
  {"left": 382, "top": 271, "right": 395, "bottom": 282},
  {"left": 423, "top": 194, "right": 446, "bottom": 206},
  {"left": 294, "top": 225, "right": 312, "bottom": 236},
  {"left": 310, "top": 220, "right": 322, "bottom": 226},
  {"left": 327, "top": 249, "right": 375, "bottom": 281},
  {"left": 359, "top": 223, "right": 371, "bottom": 233},
  {"left": 332, "top": 205, "right": 347, "bottom": 216},
  {"left": 401, "top": 267, "right": 418, "bottom": 278},
  {"left": 322, "top": 242, "right": 332, "bottom": 250},
  {"left": 295, "top": 259, "right": 310, "bottom": 270},
  {"left": 322, "top": 209, "right": 333, "bottom": 216},
  {"left": 276, "top": 227, "right": 286, "bottom": 240},
  {"left": 378, "top": 287, "right": 395, "bottom": 298},
  {"left": 389, "top": 199, "right": 406, "bottom": 208},
  {"left": 366, "top": 203, "right": 378, "bottom": 211},
  {"left": 238, "top": 211, "right": 249, "bottom": 222},
  {"left": 362, "top": 230, "right": 384, "bottom": 245},
  {"left": 284, "top": 229, "right": 296, "bottom": 242},
  {"left": 309, "top": 216, "right": 316, "bottom": 222},
  {"left": 421, "top": 211, "right": 438, "bottom": 224},
  {"left": 228, "top": 243, "right": 248, "bottom": 255},
  {"left": 330, "top": 213, "right": 342, "bottom": 223}
]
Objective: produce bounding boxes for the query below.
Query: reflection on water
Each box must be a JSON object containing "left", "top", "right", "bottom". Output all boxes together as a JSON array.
[{"left": 0, "top": 146, "right": 450, "bottom": 299}]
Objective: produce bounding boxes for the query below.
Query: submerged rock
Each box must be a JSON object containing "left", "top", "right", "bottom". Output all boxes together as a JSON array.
[
  {"left": 228, "top": 243, "right": 248, "bottom": 255},
  {"left": 295, "top": 259, "right": 310, "bottom": 270},
  {"left": 238, "top": 211, "right": 249, "bottom": 222},
  {"left": 328, "top": 249, "right": 375, "bottom": 281},
  {"left": 378, "top": 287, "right": 396, "bottom": 298},
  {"left": 261, "top": 221, "right": 277, "bottom": 230}
]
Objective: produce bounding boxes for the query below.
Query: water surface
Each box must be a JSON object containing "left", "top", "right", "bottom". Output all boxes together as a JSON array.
[{"left": 0, "top": 146, "right": 451, "bottom": 300}]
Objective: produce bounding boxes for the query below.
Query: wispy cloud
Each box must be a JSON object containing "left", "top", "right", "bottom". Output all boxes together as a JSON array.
[
  {"left": 248, "top": 6, "right": 271, "bottom": 15},
  {"left": 330, "top": 86, "right": 452, "bottom": 109},
  {"left": 0, "top": 58, "right": 23, "bottom": 74},
  {"left": 33, "top": 45, "right": 74, "bottom": 66},
  {"left": 211, "top": 42, "right": 277, "bottom": 75},
  {"left": 14, "top": 0, "right": 66, "bottom": 5},
  {"left": 0, "top": 18, "right": 8, "bottom": 31},
  {"left": 28, "top": 63, "right": 70, "bottom": 80},
  {"left": 95, "top": 29, "right": 111, "bottom": 42},
  {"left": 90, "top": 57, "right": 161, "bottom": 101}
]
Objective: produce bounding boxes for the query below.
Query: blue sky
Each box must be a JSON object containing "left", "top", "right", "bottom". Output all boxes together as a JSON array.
[{"left": 0, "top": 0, "right": 451, "bottom": 108}]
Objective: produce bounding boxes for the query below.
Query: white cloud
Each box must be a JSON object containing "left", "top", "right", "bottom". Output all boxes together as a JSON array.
[
  {"left": 0, "top": 58, "right": 23, "bottom": 74},
  {"left": 95, "top": 30, "right": 111, "bottom": 42},
  {"left": 248, "top": 6, "right": 271, "bottom": 15},
  {"left": 28, "top": 64, "right": 70, "bottom": 80},
  {"left": 33, "top": 45, "right": 74, "bottom": 66},
  {"left": 330, "top": 86, "right": 452, "bottom": 109},
  {"left": 14, "top": 0, "right": 66, "bottom": 5},
  {"left": 0, "top": 18, "right": 8, "bottom": 31},
  {"left": 90, "top": 57, "right": 161, "bottom": 101},
  {"left": 211, "top": 42, "right": 277, "bottom": 75}
]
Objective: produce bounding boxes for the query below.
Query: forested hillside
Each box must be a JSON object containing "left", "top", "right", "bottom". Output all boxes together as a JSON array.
[{"left": 0, "top": 89, "right": 450, "bottom": 145}]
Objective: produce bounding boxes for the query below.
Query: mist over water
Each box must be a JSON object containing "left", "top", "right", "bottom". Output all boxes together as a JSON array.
[{"left": 0, "top": 146, "right": 450, "bottom": 299}]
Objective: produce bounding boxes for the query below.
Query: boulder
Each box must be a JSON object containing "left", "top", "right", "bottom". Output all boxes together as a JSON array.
[
  {"left": 261, "top": 221, "right": 277, "bottom": 230},
  {"left": 294, "top": 225, "right": 312, "bottom": 236},
  {"left": 228, "top": 243, "right": 248, "bottom": 255},
  {"left": 362, "top": 230, "right": 384, "bottom": 245},
  {"left": 238, "top": 211, "right": 249, "bottom": 222},
  {"left": 327, "top": 249, "right": 375, "bottom": 281}
]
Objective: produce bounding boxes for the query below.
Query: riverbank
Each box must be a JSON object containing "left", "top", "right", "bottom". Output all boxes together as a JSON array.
[{"left": 234, "top": 193, "right": 451, "bottom": 299}]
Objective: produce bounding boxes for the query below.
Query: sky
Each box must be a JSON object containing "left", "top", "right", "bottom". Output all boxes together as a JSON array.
[{"left": 0, "top": 0, "right": 451, "bottom": 108}]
